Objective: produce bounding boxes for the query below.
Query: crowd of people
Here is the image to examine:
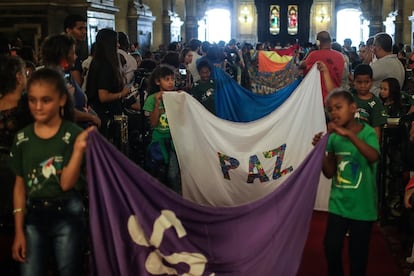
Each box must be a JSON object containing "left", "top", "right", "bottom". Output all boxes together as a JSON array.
[{"left": 3, "top": 13, "right": 414, "bottom": 275}]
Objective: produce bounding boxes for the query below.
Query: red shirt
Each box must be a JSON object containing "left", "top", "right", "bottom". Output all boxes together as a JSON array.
[{"left": 304, "top": 49, "right": 345, "bottom": 102}]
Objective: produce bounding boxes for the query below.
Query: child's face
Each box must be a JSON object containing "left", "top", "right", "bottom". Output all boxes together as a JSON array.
[
  {"left": 326, "top": 96, "right": 356, "bottom": 127},
  {"left": 156, "top": 74, "right": 175, "bottom": 91},
  {"left": 199, "top": 67, "right": 211, "bottom": 82},
  {"left": 28, "top": 82, "right": 66, "bottom": 124},
  {"left": 380, "top": 81, "right": 390, "bottom": 100},
  {"left": 353, "top": 74, "right": 372, "bottom": 96}
]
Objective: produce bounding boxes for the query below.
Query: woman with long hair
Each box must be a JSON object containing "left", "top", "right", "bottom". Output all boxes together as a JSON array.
[{"left": 86, "top": 29, "right": 130, "bottom": 143}]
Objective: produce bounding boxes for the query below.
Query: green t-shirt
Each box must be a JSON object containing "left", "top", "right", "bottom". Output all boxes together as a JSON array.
[
  {"left": 10, "top": 120, "right": 85, "bottom": 199},
  {"left": 351, "top": 90, "right": 387, "bottom": 127},
  {"left": 143, "top": 94, "right": 171, "bottom": 142},
  {"left": 326, "top": 123, "right": 380, "bottom": 221},
  {"left": 190, "top": 79, "right": 216, "bottom": 114}
]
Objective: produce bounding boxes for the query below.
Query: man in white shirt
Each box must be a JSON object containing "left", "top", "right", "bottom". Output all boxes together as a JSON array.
[
  {"left": 370, "top": 32, "right": 405, "bottom": 96},
  {"left": 118, "top": 32, "right": 138, "bottom": 86},
  {"left": 187, "top": 38, "right": 202, "bottom": 82}
]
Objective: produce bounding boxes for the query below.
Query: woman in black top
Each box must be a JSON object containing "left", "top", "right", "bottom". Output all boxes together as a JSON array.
[{"left": 86, "top": 29, "right": 130, "bottom": 140}]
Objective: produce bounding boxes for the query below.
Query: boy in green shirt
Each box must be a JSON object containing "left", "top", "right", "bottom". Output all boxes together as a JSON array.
[
  {"left": 190, "top": 60, "right": 216, "bottom": 114},
  {"left": 351, "top": 64, "right": 387, "bottom": 140}
]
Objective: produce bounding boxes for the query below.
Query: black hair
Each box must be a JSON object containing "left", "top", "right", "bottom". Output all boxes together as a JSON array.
[
  {"left": 366, "top": 37, "right": 374, "bottom": 47},
  {"left": 161, "top": 51, "right": 180, "bottom": 68},
  {"left": 17, "top": 46, "right": 36, "bottom": 64},
  {"left": 167, "top": 41, "right": 179, "bottom": 51},
  {"left": 0, "top": 55, "right": 25, "bottom": 97},
  {"left": 326, "top": 89, "right": 355, "bottom": 105},
  {"left": 374, "top": 32, "right": 393, "bottom": 53},
  {"left": 201, "top": 41, "right": 211, "bottom": 54},
  {"left": 353, "top": 63, "right": 373, "bottom": 79},
  {"left": 147, "top": 66, "right": 175, "bottom": 95},
  {"left": 27, "top": 68, "right": 74, "bottom": 121},
  {"left": 188, "top": 38, "right": 201, "bottom": 51},
  {"left": 381, "top": 77, "right": 401, "bottom": 106},
  {"left": 87, "top": 28, "right": 124, "bottom": 99},
  {"left": 196, "top": 59, "right": 212, "bottom": 73},
  {"left": 331, "top": 42, "right": 343, "bottom": 53},
  {"left": 41, "top": 34, "right": 75, "bottom": 66},
  {"left": 117, "top": 32, "right": 130, "bottom": 52},
  {"left": 64, "top": 14, "right": 87, "bottom": 31}
]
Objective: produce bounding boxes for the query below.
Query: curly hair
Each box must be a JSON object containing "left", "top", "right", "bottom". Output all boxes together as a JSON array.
[
  {"left": 0, "top": 55, "right": 25, "bottom": 98},
  {"left": 41, "top": 34, "right": 76, "bottom": 66}
]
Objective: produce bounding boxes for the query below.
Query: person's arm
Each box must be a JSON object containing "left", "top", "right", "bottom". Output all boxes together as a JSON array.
[
  {"left": 12, "top": 175, "right": 26, "bottom": 263},
  {"left": 316, "top": 61, "right": 335, "bottom": 94},
  {"left": 73, "top": 109, "right": 101, "bottom": 127},
  {"left": 71, "top": 70, "right": 83, "bottom": 87},
  {"left": 329, "top": 122, "right": 379, "bottom": 163},
  {"left": 312, "top": 132, "right": 336, "bottom": 178},
  {"left": 148, "top": 92, "right": 164, "bottom": 127},
  {"left": 60, "top": 126, "right": 94, "bottom": 191},
  {"left": 98, "top": 86, "right": 129, "bottom": 103},
  {"left": 374, "top": 126, "right": 382, "bottom": 143}
]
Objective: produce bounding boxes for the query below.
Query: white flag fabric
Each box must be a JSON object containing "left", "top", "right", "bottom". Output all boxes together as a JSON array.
[{"left": 163, "top": 65, "right": 327, "bottom": 207}]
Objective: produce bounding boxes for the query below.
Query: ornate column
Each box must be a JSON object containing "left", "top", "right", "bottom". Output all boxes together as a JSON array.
[
  {"left": 393, "top": 0, "right": 404, "bottom": 44},
  {"left": 409, "top": 12, "right": 414, "bottom": 50},
  {"left": 127, "top": 1, "right": 139, "bottom": 43},
  {"left": 360, "top": 0, "right": 384, "bottom": 36},
  {"left": 162, "top": 0, "right": 172, "bottom": 45},
  {"left": 184, "top": 0, "right": 198, "bottom": 42}
]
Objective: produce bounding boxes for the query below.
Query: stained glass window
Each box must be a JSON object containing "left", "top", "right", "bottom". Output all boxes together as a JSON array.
[
  {"left": 269, "top": 5, "right": 280, "bottom": 35},
  {"left": 287, "top": 5, "right": 298, "bottom": 35}
]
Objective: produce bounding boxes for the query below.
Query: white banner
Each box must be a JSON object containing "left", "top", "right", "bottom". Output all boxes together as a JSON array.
[{"left": 163, "top": 66, "right": 327, "bottom": 207}]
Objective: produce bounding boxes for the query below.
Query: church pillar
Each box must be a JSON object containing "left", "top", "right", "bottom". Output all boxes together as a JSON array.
[
  {"left": 409, "top": 12, "right": 414, "bottom": 50},
  {"left": 162, "top": 0, "right": 172, "bottom": 45},
  {"left": 127, "top": 1, "right": 138, "bottom": 43},
  {"left": 393, "top": 0, "right": 404, "bottom": 44},
  {"left": 184, "top": 0, "right": 198, "bottom": 42},
  {"left": 369, "top": 16, "right": 384, "bottom": 36},
  {"left": 360, "top": 0, "right": 384, "bottom": 37}
]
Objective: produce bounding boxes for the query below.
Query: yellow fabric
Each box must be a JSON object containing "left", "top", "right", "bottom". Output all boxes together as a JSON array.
[{"left": 258, "top": 51, "right": 291, "bottom": 72}]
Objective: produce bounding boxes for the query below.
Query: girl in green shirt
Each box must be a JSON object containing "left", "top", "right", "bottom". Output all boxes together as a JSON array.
[
  {"left": 143, "top": 66, "right": 181, "bottom": 194},
  {"left": 10, "top": 68, "right": 93, "bottom": 275},
  {"left": 313, "top": 90, "right": 380, "bottom": 276}
]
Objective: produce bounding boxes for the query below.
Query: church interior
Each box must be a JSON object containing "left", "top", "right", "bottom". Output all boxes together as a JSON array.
[
  {"left": 3, "top": 0, "right": 414, "bottom": 275},
  {"left": 0, "top": 0, "right": 414, "bottom": 55}
]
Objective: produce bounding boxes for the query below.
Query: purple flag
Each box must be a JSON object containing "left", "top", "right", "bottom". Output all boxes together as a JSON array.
[{"left": 86, "top": 130, "right": 328, "bottom": 276}]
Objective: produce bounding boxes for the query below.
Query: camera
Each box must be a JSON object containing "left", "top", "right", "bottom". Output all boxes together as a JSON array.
[{"left": 64, "top": 72, "right": 72, "bottom": 87}]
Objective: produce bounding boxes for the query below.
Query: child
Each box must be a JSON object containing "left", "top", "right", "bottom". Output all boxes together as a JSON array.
[
  {"left": 380, "top": 77, "right": 404, "bottom": 118},
  {"left": 313, "top": 90, "right": 380, "bottom": 276},
  {"left": 351, "top": 64, "right": 387, "bottom": 140},
  {"left": 380, "top": 77, "right": 409, "bottom": 216},
  {"left": 10, "top": 68, "right": 93, "bottom": 275},
  {"left": 190, "top": 60, "right": 215, "bottom": 114},
  {"left": 143, "top": 66, "right": 180, "bottom": 194}
]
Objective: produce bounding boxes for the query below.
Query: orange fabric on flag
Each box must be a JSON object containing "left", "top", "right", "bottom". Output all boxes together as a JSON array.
[{"left": 258, "top": 51, "right": 291, "bottom": 72}]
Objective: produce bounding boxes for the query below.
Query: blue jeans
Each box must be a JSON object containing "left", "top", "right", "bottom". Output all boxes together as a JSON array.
[{"left": 21, "top": 195, "right": 86, "bottom": 276}]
